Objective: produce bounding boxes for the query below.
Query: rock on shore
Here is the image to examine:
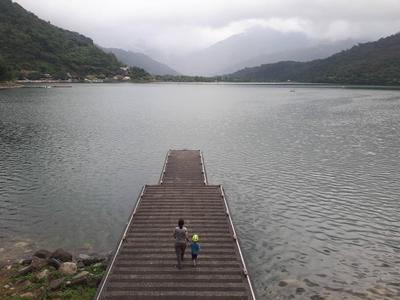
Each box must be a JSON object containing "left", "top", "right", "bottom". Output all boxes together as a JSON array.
[{"left": 0, "top": 248, "right": 109, "bottom": 299}]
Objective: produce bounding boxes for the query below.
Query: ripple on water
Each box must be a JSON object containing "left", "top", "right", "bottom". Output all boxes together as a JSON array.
[{"left": 1, "top": 85, "right": 400, "bottom": 299}]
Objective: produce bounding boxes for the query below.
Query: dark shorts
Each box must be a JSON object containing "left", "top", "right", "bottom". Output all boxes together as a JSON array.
[{"left": 192, "top": 254, "right": 198, "bottom": 259}]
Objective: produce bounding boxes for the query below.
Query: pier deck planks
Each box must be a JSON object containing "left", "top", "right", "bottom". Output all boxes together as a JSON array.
[{"left": 96, "top": 150, "right": 255, "bottom": 300}]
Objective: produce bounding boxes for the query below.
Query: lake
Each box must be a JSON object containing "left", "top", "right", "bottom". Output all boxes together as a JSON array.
[{"left": 1, "top": 83, "right": 399, "bottom": 299}]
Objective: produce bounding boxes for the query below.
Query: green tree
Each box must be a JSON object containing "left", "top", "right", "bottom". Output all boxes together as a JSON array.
[
  {"left": 0, "top": 55, "right": 12, "bottom": 81},
  {"left": 129, "top": 66, "right": 153, "bottom": 81}
]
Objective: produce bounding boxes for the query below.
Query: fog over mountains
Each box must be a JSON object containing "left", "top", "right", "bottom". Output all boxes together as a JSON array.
[
  {"left": 221, "top": 39, "right": 361, "bottom": 75},
  {"left": 103, "top": 48, "right": 179, "bottom": 76},
  {"left": 104, "top": 27, "right": 361, "bottom": 77},
  {"left": 227, "top": 31, "right": 400, "bottom": 85},
  {"left": 4, "top": 0, "right": 390, "bottom": 81},
  {"left": 12, "top": 0, "right": 399, "bottom": 78},
  {"left": 162, "top": 27, "right": 361, "bottom": 76}
]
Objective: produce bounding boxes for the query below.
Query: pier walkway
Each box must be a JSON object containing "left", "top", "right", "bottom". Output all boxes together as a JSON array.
[{"left": 96, "top": 150, "right": 256, "bottom": 300}]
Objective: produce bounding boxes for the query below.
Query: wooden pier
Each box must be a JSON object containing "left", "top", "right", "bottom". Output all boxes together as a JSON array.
[{"left": 96, "top": 150, "right": 256, "bottom": 300}]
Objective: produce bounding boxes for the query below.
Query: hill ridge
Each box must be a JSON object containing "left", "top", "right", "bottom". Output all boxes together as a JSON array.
[
  {"left": 0, "top": 0, "right": 121, "bottom": 80},
  {"left": 104, "top": 47, "right": 179, "bottom": 76},
  {"left": 227, "top": 32, "right": 400, "bottom": 85}
]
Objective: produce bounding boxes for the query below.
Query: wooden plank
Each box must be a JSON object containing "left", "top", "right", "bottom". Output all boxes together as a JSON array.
[{"left": 96, "top": 150, "right": 256, "bottom": 300}]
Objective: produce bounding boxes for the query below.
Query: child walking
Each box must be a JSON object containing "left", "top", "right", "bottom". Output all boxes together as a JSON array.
[{"left": 191, "top": 234, "right": 200, "bottom": 267}]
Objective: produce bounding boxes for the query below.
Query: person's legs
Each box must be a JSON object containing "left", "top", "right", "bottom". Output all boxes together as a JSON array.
[
  {"left": 180, "top": 243, "right": 186, "bottom": 261},
  {"left": 175, "top": 243, "right": 182, "bottom": 268},
  {"left": 192, "top": 254, "right": 197, "bottom": 267}
]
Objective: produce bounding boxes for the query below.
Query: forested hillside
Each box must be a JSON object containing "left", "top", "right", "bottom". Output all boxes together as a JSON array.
[
  {"left": 0, "top": 0, "right": 121, "bottom": 80},
  {"left": 228, "top": 32, "right": 400, "bottom": 85}
]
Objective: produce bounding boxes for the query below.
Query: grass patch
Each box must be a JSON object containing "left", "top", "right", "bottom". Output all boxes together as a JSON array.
[
  {"left": 2, "top": 263, "right": 105, "bottom": 300},
  {"left": 49, "top": 286, "right": 97, "bottom": 300},
  {"left": 47, "top": 269, "right": 64, "bottom": 280},
  {"left": 85, "top": 264, "right": 106, "bottom": 276},
  {"left": 11, "top": 271, "right": 35, "bottom": 284}
]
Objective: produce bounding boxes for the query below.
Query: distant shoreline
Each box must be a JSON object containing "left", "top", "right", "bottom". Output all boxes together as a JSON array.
[
  {"left": 0, "top": 82, "right": 24, "bottom": 90},
  {"left": 2, "top": 81, "right": 400, "bottom": 91}
]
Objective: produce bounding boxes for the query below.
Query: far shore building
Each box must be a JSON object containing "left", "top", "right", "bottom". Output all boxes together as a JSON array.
[{"left": 120, "top": 66, "right": 129, "bottom": 76}]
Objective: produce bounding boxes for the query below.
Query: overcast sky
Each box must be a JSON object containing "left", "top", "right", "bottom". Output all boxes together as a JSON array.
[{"left": 14, "top": 0, "right": 400, "bottom": 56}]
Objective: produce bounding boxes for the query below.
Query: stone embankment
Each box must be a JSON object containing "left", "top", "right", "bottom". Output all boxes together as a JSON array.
[{"left": 0, "top": 248, "right": 108, "bottom": 299}]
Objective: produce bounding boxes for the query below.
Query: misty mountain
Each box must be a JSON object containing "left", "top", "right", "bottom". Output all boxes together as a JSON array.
[
  {"left": 222, "top": 39, "right": 360, "bottom": 74},
  {"left": 227, "top": 32, "right": 400, "bottom": 85},
  {"left": 169, "top": 27, "right": 315, "bottom": 76},
  {"left": 168, "top": 27, "right": 359, "bottom": 76},
  {"left": 0, "top": 0, "right": 121, "bottom": 80},
  {"left": 104, "top": 48, "right": 178, "bottom": 76}
]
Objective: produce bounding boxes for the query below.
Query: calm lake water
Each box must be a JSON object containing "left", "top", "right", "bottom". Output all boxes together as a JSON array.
[{"left": 1, "top": 83, "right": 399, "bottom": 299}]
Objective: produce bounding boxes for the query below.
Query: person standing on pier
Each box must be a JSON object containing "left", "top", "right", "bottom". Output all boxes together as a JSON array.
[{"left": 173, "top": 218, "right": 189, "bottom": 269}]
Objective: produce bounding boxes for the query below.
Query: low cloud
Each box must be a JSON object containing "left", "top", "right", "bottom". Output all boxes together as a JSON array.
[{"left": 14, "top": 0, "right": 400, "bottom": 56}]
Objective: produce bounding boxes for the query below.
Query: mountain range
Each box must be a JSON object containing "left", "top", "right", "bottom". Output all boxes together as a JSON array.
[
  {"left": 227, "top": 32, "right": 400, "bottom": 85},
  {"left": 1, "top": 0, "right": 399, "bottom": 86},
  {"left": 166, "top": 27, "right": 360, "bottom": 76},
  {"left": 221, "top": 39, "right": 360, "bottom": 75},
  {"left": 103, "top": 48, "right": 179, "bottom": 76}
]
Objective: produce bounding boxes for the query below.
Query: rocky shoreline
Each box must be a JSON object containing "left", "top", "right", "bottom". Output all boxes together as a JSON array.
[
  {"left": 0, "top": 82, "right": 24, "bottom": 90},
  {"left": 0, "top": 248, "right": 109, "bottom": 299}
]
